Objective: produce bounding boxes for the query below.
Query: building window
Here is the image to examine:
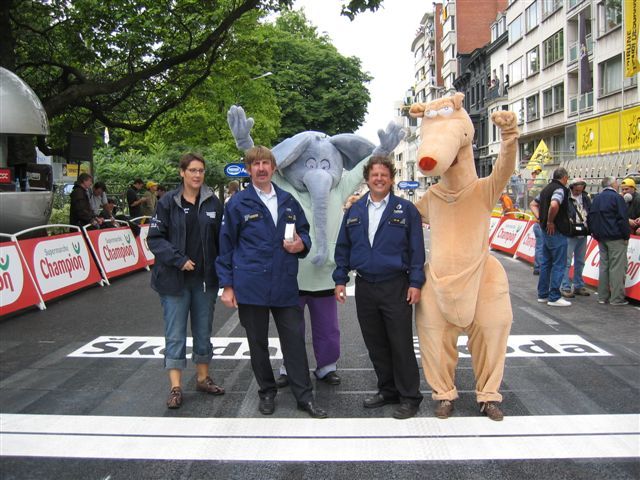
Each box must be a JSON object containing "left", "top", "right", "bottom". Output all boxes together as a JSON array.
[
  {"left": 543, "top": 29, "right": 564, "bottom": 68},
  {"left": 526, "top": 94, "right": 539, "bottom": 122},
  {"left": 542, "top": 83, "right": 564, "bottom": 116},
  {"left": 541, "top": 0, "right": 563, "bottom": 20},
  {"left": 511, "top": 98, "right": 525, "bottom": 125},
  {"left": 525, "top": 1, "right": 539, "bottom": 32},
  {"left": 598, "top": 0, "right": 622, "bottom": 35},
  {"left": 600, "top": 55, "right": 623, "bottom": 95},
  {"left": 527, "top": 47, "right": 540, "bottom": 76},
  {"left": 509, "top": 14, "right": 524, "bottom": 44},
  {"left": 509, "top": 57, "right": 524, "bottom": 85}
]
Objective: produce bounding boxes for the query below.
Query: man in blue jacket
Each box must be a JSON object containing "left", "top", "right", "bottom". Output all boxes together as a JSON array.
[
  {"left": 334, "top": 155, "right": 426, "bottom": 419},
  {"left": 217, "top": 146, "right": 327, "bottom": 418},
  {"left": 587, "top": 176, "right": 631, "bottom": 306}
]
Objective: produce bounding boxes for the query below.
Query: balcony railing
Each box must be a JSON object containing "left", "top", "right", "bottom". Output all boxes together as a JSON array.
[
  {"left": 568, "top": 34, "right": 593, "bottom": 65},
  {"left": 569, "top": 91, "right": 594, "bottom": 115},
  {"left": 485, "top": 85, "right": 507, "bottom": 101}
]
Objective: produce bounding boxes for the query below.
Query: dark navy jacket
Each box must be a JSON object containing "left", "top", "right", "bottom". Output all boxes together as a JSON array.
[
  {"left": 148, "top": 185, "right": 223, "bottom": 295},
  {"left": 216, "top": 183, "right": 311, "bottom": 307},
  {"left": 333, "top": 192, "right": 426, "bottom": 289},
  {"left": 587, "top": 187, "right": 631, "bottom": 241}
]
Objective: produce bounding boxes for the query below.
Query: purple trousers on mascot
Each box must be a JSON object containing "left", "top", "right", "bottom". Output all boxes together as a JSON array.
[{"left": 280, "top": 294, "right": 340, "bottom": 378}]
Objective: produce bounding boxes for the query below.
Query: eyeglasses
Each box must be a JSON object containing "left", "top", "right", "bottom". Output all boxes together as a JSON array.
[{"left": 186, "top": 168, "right": 205, "bottom": 175}]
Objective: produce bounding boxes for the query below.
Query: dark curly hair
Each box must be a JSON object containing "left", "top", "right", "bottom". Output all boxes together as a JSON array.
[{"left": 363, "top": 155, "right": 396, "bottom": 181}]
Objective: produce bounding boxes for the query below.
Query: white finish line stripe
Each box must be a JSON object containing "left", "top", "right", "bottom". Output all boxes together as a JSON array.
[{"left": 1, "top": 414, "right": 639, "bottom": 461}]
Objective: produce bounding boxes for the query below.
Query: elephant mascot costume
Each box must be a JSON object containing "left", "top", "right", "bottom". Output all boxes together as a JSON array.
[{"left": 228, "top": 105, "right": 405, "bottom": 384}]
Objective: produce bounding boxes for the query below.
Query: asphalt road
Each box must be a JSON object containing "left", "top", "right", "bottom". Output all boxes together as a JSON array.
[{"left": 1, "top": 244, "right": 639, "bottom": 479}]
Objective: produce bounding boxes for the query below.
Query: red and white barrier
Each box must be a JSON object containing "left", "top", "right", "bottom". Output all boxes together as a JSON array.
[
  {"left": 490, "top": 218, "right": 531, "bottom": 256},
  {"left": 84, "top": 226, "right": 147, "bottom": 281},
  {"left": 0, "top": 236, "right": 45, "bottom": 316},
  {"left": 16, "top": 227, "right": 103, "bottom": 302},
  {"left": 514, "top": 222, "right": 537, "bottom": 264},
  {"left": 488, "top": 216, "right": 502, "bottom": 243},
  {"left": 582, "top": 236, "right": 640, "bottom": 301},
  {"left": 136, "top": 224, "right": 155, "bottom": 267}
]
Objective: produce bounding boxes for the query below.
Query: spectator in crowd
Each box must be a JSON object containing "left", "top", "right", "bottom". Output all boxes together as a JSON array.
[
  {"left": 69, "top": 173, "right": 103, "bottom": 229},
  {"left": 141, "top": 181, "right": 159, "bottom": 217},
  {"left": 98, "top": 197, "right": 118, "bottom": 228},
  {"left": 333, "top": 156, "right": 425, "bottom": 420},
  {"left": 560, "top": 178, "right": 591, "bottom": 298},
  {"left": 528, "top": 167, "right": 545, "bottom": 275},
  {"left": 157, "top": 184, "right": 167, "bottom": 199},
  {"left": 587, "top": 176, "right": 631, "bottom": 306},
  {"left": 127, "top": 178, "right": 146, "bottom": 218},
  {"left": 225, "top": 180, "right": 239, "bottom": 204},
  {"left": 499, "top": 190, "right": 517, "bottom": 215},
  {"left": 147, "top": 152, "right": 225, "bottom": 409},
  {"left": 89, "top": 181, "right": 109, "bottom": 216},
  {"left": 216, "top": 145, "right": 327, "bottom": 419},
  {"left": 531, "top": 167, "right": 572, "bottom": 307},
  {"left": 621, "top": 178, "right": 640, "bottom": 235}
]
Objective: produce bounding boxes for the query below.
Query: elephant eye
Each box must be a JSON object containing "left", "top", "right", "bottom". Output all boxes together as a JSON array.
[
  {"left": 305, "top": 158, "right": 317, "bottom": 169},
  {"left": 319, "top": 159, "right": 330, "bottom": 170}
]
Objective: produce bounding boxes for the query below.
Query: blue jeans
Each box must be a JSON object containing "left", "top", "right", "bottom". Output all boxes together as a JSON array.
[
  {"left": 537, "top": 229, "right": 568, "bottom": 302},
  {"left": 561, "top": 236, "right": 587, "bottom": 291},
  {"left": 160, "top": 276, "right": 216, "bottom": 369},
  {"left": 533, "top": 223, "right": 543, "bottom": 271}
]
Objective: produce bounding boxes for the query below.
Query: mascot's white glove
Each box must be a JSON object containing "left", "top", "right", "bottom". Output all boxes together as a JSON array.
[
  {"left": 371, "top": 122, "right": 406, "bottom": 157},
  {"left": 227, "top": 105, "right": 255, "bottom": 151}
]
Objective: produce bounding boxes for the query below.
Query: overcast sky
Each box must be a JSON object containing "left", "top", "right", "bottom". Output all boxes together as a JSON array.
[{"left": 292, "top": 0, "right": 433, "bottom": 143}]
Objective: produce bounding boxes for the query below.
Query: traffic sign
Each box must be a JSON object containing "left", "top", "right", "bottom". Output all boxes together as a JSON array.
[
  {"left": 397, "top": 180, "right": 420, "bottom": 190},
  {"left": 224, "top": 163, "right": 249, "bottom": 177}
]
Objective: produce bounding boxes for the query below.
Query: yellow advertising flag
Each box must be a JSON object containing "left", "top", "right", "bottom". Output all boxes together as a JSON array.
[
  {"left": 625, "top": 0, "right": 640, "bottom": 77},
  {"left": 527, "top": 140, "right": 553, "bottom": 168}
]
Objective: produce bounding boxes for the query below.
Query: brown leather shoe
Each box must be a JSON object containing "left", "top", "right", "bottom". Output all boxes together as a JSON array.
[
  {"left": 166, "top": 386, "right": 182, "bottom": 409},
  {"left": 196, "top": 376, "right": 225, "bottom": 395},
  {"left": 434, "top": 400, "right": 454, "bottom": 419},
  {"left": 480, "top": 401, "right": 504, "bottom": 421},
  {"left": 574, "top": 287, "right": 591, "bottom": 296}
]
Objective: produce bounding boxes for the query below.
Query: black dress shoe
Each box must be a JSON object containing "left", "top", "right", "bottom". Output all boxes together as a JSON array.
[
  {"left": 297, "top": 401, "right": 328, "bottom": 419},
  {"left": 317, "top": 371, "right": 341, "bottom": 385},
  {"left": 259, "top": 396, "right": 275, "bottom": 415},
  {"left": 275, "top": 374, "right": 289, "bottom": 388},
  {"left": 393, "top": 402, "right": 419, "bottom": 420},
  {"left": 363, "top": 393, "right": 400, "bottom": 409}
]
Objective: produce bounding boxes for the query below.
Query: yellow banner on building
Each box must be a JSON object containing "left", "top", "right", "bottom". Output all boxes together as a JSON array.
[
  {"left": 577, "top": 118, "right": 599, "bottom": 156},
  {"left": 599, "top": 112, "right": 621, "bottom": 153},
  {"left": 621, "top": 105, "right": 640, "bottom": 151},
  {"left": 527, "top": 140, "right": 552, "bottom": 168},
  {"left": 625, "top": 0, "right": 640, "bottom": 77}
]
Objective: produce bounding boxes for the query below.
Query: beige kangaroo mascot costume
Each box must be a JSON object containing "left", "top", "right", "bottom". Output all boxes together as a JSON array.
[{"left": 410, "top": 93, "right": 519, "bottom": 421}]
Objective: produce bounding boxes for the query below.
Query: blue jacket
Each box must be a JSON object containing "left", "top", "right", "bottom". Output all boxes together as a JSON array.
[
  {"left": 587, "top": 187, "right": 630, "bottom": 241},
  {"left": 147, "top": 185, "right": 223, "bottom": 295},
  {"left": 333, "top": 192, "right": 426, "bottom": 288},
  {"left": 216, "top": 183, "right": 311, "bottom": 307}
]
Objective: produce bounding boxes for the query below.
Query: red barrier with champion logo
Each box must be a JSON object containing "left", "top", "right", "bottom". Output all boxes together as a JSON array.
[
  {"left": 85, "top": 227, "right": 147, "bottom": 279},
  {"left": 0, "top": 241, "right": 44, "bottom": 316},
  {"left": 18, "top": 232, "right": 102, "bottom": 301},
  {"left": 490, "top": 218, "right": 531, "bottom": 256}
]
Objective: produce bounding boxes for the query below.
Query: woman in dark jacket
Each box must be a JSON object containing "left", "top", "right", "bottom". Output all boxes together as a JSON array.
[{"left": 147, "top": 152, "right": 225, "bottom": 409}]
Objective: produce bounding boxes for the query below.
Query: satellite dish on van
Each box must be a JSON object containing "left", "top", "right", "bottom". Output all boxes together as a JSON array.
[{"left": 0, "top": 67, "right": 49, "bottom": 135}]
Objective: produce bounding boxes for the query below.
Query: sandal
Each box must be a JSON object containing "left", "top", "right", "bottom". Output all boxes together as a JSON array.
[
  {"left": 196, "top": 376, "right": 225, "bottom": 395},
  {"left": 166, "top": 386, "right": 182, "bottom": 409}
]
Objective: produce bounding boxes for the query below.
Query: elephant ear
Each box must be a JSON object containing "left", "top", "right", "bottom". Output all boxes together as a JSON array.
[
  {"left": 272, "top": 132, "right": 320, "bottom": 170},
  {"left": 329, "top": 134, "right": 375, "bottom": 170}
]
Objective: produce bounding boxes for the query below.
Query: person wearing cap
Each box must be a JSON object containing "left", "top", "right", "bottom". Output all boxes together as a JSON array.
[
  {"left": 621, "top": 178, "right": 640, "bottom": 235},
  {"left": 141, "top": 181, "right": 159, "bottom": 217},
  {"left": 560, "top": 178, "right": 591, "bottom": 298}
]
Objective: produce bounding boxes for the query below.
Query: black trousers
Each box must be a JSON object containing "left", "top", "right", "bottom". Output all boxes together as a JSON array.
[
  {"left": 238, "top": 304, "right": 313, "bottom": 404},
  {"left": 355, "top": 275, "right": 423, "bottom": 405}
]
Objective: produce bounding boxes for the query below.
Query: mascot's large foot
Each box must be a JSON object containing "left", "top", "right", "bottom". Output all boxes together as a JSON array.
[
  {"left": 480, "top": 401, "right": 504, "bottom": 421},
  {"left": 434, "top": 400, "right": 454, "bottom": 419}
]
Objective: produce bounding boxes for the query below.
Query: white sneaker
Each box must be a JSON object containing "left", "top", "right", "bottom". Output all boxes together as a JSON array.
[
  {"left": 537, "top": 298, "right": 548, "bottom": 303},
  {"left": 548, "top": 298, "right": 571, "bottom": 307}
]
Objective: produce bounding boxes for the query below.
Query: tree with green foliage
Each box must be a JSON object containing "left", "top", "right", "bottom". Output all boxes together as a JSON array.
[{"left": 2, "top": 0, "right": 384, "bottom": 163}]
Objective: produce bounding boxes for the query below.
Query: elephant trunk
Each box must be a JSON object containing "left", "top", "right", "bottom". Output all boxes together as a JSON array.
[{"left": 303, "top": 169, "right": 333, "bottom": 266}]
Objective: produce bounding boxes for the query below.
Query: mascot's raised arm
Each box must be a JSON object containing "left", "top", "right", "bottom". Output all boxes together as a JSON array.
[
  {"left": 227, "top": 104, "right": 405, "bottom": 386},
  {"left": 409, "top": 92, "right": 519, "bottom": 421}
]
